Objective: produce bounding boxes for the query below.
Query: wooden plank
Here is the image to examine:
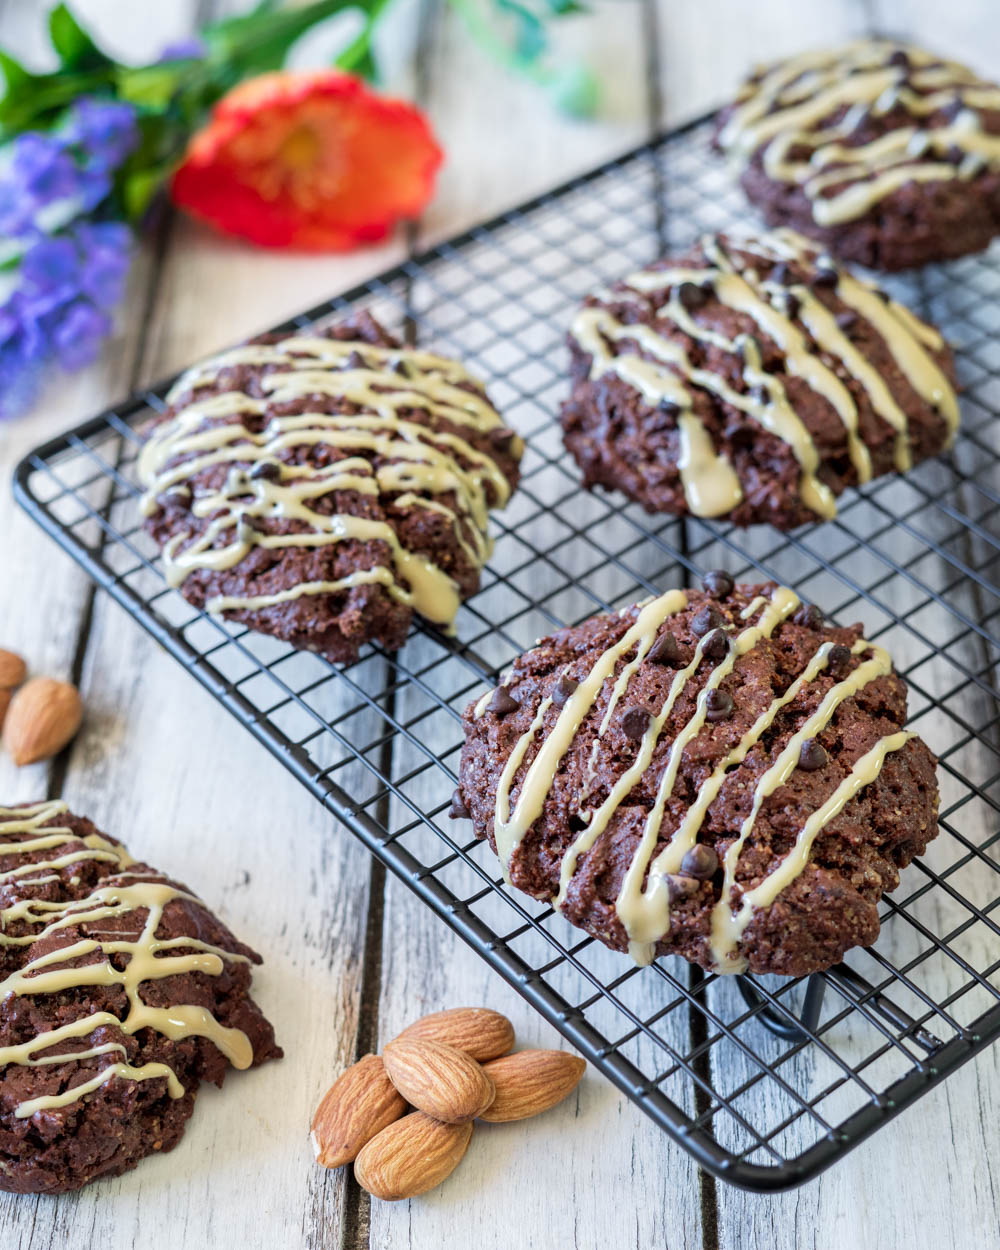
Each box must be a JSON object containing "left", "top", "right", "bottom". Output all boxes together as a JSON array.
[
  {"left": 369, "top": 6, "right": 710, "bottom": 1250},
  {"left": 653, "top": 3, "right": 1000, "bottom": 1245},
  {"left": 655, "top": 0, "right": 868, "bottom": 125},
  {"left": 869, "top": 0, "right": 1000, "bottom": 70},
  {"left": 0, "top": 6, "right": 200, "bottom": 797},
  {"left": 2, "top": 1, "right": 998, "bottom": 1247},
  {"left": 0, "top": 2, "right": 417, "bottom": 1247}
]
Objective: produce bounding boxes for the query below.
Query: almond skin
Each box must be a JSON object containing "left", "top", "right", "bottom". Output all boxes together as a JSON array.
[
  {"left": 383, "top": 1038, "right": 495, "bottom": 1123},
  {"left": 2, "top": 678, "right": 83, "bottom": 766},
  {"left": 394, "top": 1007, "right": 515, "bottom": 1062},
  {"left": 354, "top": 1112, "right": 473, "bottom": 1201},
  {"left": 479, "top": 1049, "right": 586, "bottom": 1122},
  {"left": 0, "top": 649, "right": 26, "bottom": 690},
  {"left": 311, "top": 1054, "right": 406, "bottom": 1169},
  {"left": 0, "top": 690, "right": 10, "bottom": 732}
]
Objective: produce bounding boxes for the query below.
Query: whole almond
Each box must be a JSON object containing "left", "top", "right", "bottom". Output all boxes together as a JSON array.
[
  {"left": 0, "top": 650, "right": 26, "bottom": 690},
  {"left": 354, "top": 1111, "right": 473, "bottom": 1201},
  {"left": 383, "top": 1038, "right": 495, "bottom": 1123},
  {"left": 394, "top": 1007, "right": 514, "bottom": 1062},
  {"left": 2, "top": 678, "right": 83, "bottom": 766},
  {"left": 479, "top": 1049, "right": 586, "bottom": 1122},
  {"left": 311, "top": 1054, "right": 406, "bottom": 1169}
]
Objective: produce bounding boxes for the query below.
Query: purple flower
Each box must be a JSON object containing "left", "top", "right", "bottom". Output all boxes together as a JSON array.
[
  {"left": 74, "top": 221, "right": 132, "bottom": 307},
  {"left": 21, "top": 236, "right": 80, "bottom": 292},
  {"left": 158, "top": 36, "right": 205, "bottom": 62},
  {"left": 0, "top": 133, "right": 80, "bottom": 233},
  {"left": 52, "top": 300, "right": 112, "bottom": 369},
  {"left": 0, "top": 338, "right": 43, "bottom": 419},
  {"left": 11, "top": 132, "right": 80, "bottom": 202},
  {"left": 65, "top": 97, "right": 139, "bottom": 173},
  {"left": 0, "top": 97, "right": 138, "bottom": 418}
]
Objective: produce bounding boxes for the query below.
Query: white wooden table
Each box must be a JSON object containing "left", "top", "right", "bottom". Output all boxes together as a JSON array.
[{"left": 1, "top": 2, "right": 999, "bottom": 1246}]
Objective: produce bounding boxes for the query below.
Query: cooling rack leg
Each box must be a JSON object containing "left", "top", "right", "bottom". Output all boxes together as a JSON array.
[
  {"left": 735, "top": 972, "right": 827, "bottom": 1043},
  {"left": 825, "top": 963, "right": 944, "bottom": 1053},
  {"left": 736, "top": 963, "right": 945, "bottom": 1052}
]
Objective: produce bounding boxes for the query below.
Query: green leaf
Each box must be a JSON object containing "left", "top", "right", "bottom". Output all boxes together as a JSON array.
[
  {"left": 543, "top": 0, "right": 587, "bottom": 14},
  {"left": 122, "top": 161, "right": 171, "bottom": 220},
  {"left": 495, "top": 0, "right": 549, "bottom": 64},
  {"left": 0, "top": 65, "right": 112, "bottom": 136},
  {"left": 48, "top": 4, "right": 111, "bottom": 72},
  {"left": 115, "top": 62, "right": 191, "bottom": 112},
  {"left": 333, "top": 0, "right": 395, "bottom": 81},
  {"left": 0, "top": 47, "right": 31, "bottom": 97},
  {"left": 203, "top": 0, "right": 375, "bottom": 74},
  {"left": 336, "top": 37, "right": 378, "bottom": 81}
]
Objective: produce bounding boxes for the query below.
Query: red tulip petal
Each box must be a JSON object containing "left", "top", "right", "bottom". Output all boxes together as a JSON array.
[{"left": 170, "top": 71, "right": 443, "bottom": 251}]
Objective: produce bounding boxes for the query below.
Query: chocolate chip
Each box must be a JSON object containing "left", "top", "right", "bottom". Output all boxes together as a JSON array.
[
  {"left": 552, "top": 675, "right": 578, "bottom": 706},
  {"left": 703, "top": 569, "right": 734, "bottom": 598},
  {"left": 811, "top": 266, "right": 839, "bottom": 289},
  {"left": 666, "top": 873, "right": 700, "bottom": 902},
  {"left": 835, "top": 310, "right": 858, "bottom": 333},
  {"left": 940, "top": 97, "right": 965, "bottom": 123},
  {"left": 250, "top": 460, "right": 281, "bottom": 482},
  {"left": 681, "top": 843, "right": 719, "bottom": 879},
  {"left": 705, "top": 688, "right": 734, "bottom": 722},
  {"left": 236, "top": 519, "right": 256, "bottom": 544},
  {"left": 448, "top": 789, "right": 470, "bottom": 819},
  {"left": 888, "top": 49, "right": 910, "bottom": 70},
  {"left": 345, "top": 349, "right": 367, "bottom": 370},
  {"left": 798, "top": 739, "right": 829, "bottom": 771},
  {"left": 658, "top": 398, "right": 681, "bottom": 416},
  {"left": 691, "top": 605, "right": 723, "bottom": 636},
  {"left": 702, "top": 628, "right": 729, "bottom": 661},
  {"left": 390, "top": 357, "right": 411, "bottom": 375},
  {"left": 749, "top": 385, "right": 769, "bottom": 406},
  {"left": 770, "top": 261, "right": 792, "bottom": 285},
  {"left": 648, "top": 631, "right": 680, "bottom": 667},
  {"left": 827, "top": 644, "right": 851, "bottom": 675},
  {"left": 490, "top": 427, "right": 515, "bottom": 448},
  {"left": 874, "top": 287, "right": 892, "bottom": 303},
  {"left": 677, "top": 281, "right": 709, "bottom": 312},
  {"left": 794, "top": 603, "right": 824, "bottom": 629},
  {"left": 488, "top": 686, "right": 519, "bottom": 716},
  {"left": 622, "top": 706, "right": 652, "bottom": 742},
  {"left": 944, "top": 142, "right": 965, "bottom": 165},
  {"left": 783, "top": 292, "right": 801, "bottom": 320}
]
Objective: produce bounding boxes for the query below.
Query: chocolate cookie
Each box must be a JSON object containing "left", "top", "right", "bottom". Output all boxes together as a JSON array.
[
  {"left": 140, "top": 313, "right": 522, "bottom": 663},
  {"left": 560, "top": 230, "right": 957, "bottom": 529},
  {"left": 715, "top": 39, "right": 1000, "bottom": 271},
  {"left": 456, "top": 578, "right": 939, "bottom": 976},
  {"left": 0, "top": 801, "right": 281, "bottom": 1193}
]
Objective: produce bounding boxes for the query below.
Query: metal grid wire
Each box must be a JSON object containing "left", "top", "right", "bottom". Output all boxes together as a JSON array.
[{"left": 14, "top": 113, "right": 1000, "bottom": 1191}]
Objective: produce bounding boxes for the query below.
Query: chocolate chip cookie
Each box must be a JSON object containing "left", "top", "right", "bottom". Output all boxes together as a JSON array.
[
  {"left": 715, "top": 39, "right": 1000, "bottom": 271},
  {"left": 141, "top": 314, "right": 522, "bottom": 663},
  {"left": 455, "top": 577, "right": 939, "bottom": 976},
  {"left": 0, "top": 802, "right": 280, "bottom": 1193},
  {"left": 561, "top": 230, "right": 957, "bottom": 529}
]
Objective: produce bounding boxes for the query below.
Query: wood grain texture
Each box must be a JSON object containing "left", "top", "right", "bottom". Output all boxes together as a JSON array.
[{"left": 1, "top": 1, "right": 999, "bottom": 1248}]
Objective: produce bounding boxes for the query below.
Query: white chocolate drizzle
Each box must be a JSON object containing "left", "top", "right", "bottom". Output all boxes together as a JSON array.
[
  {"left": 493, "top": 589, "right": 688, "bottom": 879},
  {"left": 487, "top": 586, "right": 917, "bottom": 972},
  {"left": 0, "top": 802, "right": 255, "bottom": 1119},
  {"left": 139, "top": 335, "right": 519, "bottom": 632},
  {"left": 718, "top": 39, "right": 1000, "bottom": 225},
  {"left": 569, "top": 228, "right": 957, "bottom": 520}
]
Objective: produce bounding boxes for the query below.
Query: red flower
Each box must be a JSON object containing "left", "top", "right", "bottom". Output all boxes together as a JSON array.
[{"left": 170, "top": 71, "right": 443, "bottom": 251}]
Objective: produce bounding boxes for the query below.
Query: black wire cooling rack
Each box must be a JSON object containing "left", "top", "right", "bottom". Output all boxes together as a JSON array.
[{"left": 14, "top": 112, "right": 1000, "bottom": 1191}]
